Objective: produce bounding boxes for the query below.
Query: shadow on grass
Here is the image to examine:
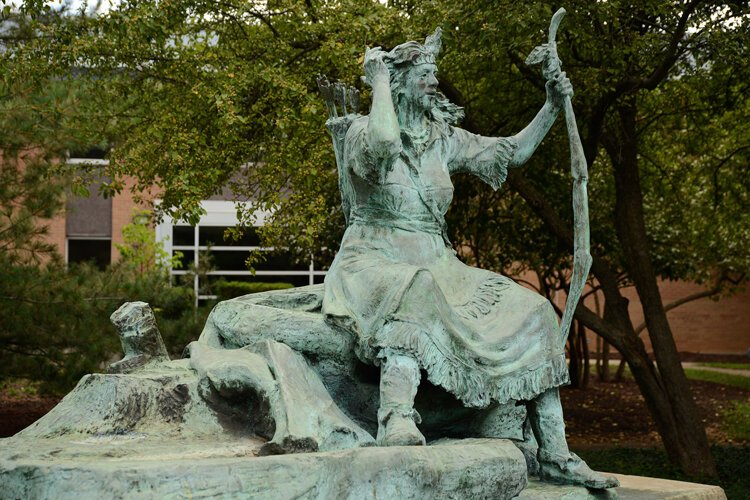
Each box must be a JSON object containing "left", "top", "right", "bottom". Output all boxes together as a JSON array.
[{"left": 577, "top": 446, "right": 749, "bottom": 499}]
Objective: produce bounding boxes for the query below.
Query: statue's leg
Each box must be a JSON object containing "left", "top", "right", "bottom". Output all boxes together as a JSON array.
[
  {"left": 527, "top": 388, "right": 619, "bottom": 489},
  {"left": 188, "top": 340, "right": 375, "bottom": 454},
  {"left": 377, "top": 348, "right": 426, "bottom": 446},
  {"left": 254, "top": 340, "right": 375, "bottom": 454}
]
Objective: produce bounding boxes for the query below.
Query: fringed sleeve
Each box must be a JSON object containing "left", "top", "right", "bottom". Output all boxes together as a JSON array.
[
  {"left": 447, "top": 127, "right": 518, "bottom": 191},
  {"left": 345, "top": 116, "right": 400, "bottom": 185}
]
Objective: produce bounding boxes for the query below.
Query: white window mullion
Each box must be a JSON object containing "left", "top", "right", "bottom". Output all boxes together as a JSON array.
[{"left": 194, "top": 225, "right": 200, "bottom": 308}]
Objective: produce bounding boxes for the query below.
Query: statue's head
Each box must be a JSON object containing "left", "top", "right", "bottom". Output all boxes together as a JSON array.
[{"left": 381, "top": 28, "right": 464, "bottom": 125}]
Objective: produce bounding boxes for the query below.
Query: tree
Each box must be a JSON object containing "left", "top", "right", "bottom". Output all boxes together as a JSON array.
[
  {"left": 12, "top": 0, "right": 750, "bottom": 476},
  {"left": 116, "top": 208, "right": 183, "bottom": 275},
  {"left": 0, "top": 8, "right": 202, "bottom": 392},
  {"left": 423, "top": 1, "right": 749, "bottom": 476}
]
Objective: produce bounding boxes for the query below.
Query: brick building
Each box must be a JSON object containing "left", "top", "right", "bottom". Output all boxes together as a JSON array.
[
  {"left": 44, "top": 155, "right": 326, "bottom": 305},
  {"left": 42, "top": 156, "right": 750, "bottom": 356}
]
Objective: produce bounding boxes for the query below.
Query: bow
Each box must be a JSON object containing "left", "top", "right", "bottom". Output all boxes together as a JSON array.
[{"left": 526, "top": 8, "right": 592, "bottom": 348}]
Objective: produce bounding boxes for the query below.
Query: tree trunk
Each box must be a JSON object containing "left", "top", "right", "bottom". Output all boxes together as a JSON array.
[
  {"left": 568, "top": 320, "right": 582, "bottom": 388},
  {"left": 456, "top": 84, "right": 717, "bottom": 476},
  {"left": 603, "top": 97, "right": 716, "bottom": 477},
  {"left": 580, "top": 320, "right": 590, "bottom": 389},
  {"left": 599, "top": 340, "right": 611, "bottom": 382},
  {"left": 614, "top": 357, "right": 627, "bottom": 382}
]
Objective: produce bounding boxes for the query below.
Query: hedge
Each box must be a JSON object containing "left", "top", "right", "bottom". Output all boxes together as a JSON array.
[{"left": 214, "top": 281, "right": 294, "bottom": 301}]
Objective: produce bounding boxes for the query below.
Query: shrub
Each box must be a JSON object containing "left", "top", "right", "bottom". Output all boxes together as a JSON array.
[
  {"left": 214, "top": 281, "right": 294, "bottom": 301},
  {"left": 723, "top": 402, "right": 750, "bottom": 442},
  {"left": 0, "top": 257, "right": 203, "bottom": 394}
]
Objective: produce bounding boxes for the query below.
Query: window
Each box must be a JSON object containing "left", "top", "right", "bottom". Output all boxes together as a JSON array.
[
  {"left": 67, "top": 238, "right": 111, "bottom": 270},
  {"left": 156, "top": 201, "right": 327, "bottom": 306},
  {"left": 65, "top": 158, "right": 112, "bottom": 270}
]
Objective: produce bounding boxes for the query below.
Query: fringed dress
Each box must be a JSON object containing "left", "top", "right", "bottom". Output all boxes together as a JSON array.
[{"left": 323, "top": 116, "right": 568, "bottom": 409}]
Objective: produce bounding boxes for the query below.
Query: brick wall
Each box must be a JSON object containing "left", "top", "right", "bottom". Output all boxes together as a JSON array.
[
  {"left": 42, "top": 203, "right": 68, "bottom": 262},
  {"left": 110, "top": 177, "right": 156, "bottom": 262},
  {"left": 622, "top": 281, "right": 750, "bottom": 355},
  {"left": 519, "top": 272, "right": 750, "bottom": 355},
  {"left": 36, "top": 174, "right": 157, "bottom": 263}
]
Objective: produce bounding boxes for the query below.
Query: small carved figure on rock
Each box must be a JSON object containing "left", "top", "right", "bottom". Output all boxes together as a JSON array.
[{"left": 109, "top": 301, "right": 170, "bottom": 373}]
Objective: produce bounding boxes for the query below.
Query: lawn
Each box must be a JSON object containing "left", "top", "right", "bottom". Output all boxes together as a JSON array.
[
  {"left": 684, "top": 368, "right": 750, "bottom": 390},
  {"left": 699, "top": 362, "right": 750, "bottom": 371},
  {"left": 578, "top": 446, "right": 749, "bottom": 500}
]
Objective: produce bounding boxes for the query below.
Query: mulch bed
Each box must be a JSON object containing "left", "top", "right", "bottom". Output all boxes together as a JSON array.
[
  {"left": 562, "top": 376, "right": 750, "bottom": 448},
  {"left": 0, "top": 395, "right": 59, "bottom": 437}
]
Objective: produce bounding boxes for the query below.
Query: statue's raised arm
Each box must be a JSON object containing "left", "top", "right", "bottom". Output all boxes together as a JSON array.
[
  {"left": 362, "top": 47, "right": 401, "bottom": 166},
  {"left": 509, "top": 67, "right": 573, "bottom": 167}
]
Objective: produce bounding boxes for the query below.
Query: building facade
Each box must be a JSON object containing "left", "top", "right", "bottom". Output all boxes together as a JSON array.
[{"left": 41, "top": 157, "right": 750, "bottom": 355}]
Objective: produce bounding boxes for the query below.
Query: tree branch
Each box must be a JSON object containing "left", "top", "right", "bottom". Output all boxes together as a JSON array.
[
  {"left": 573, "top": 301, "right": 627, "bottom": 351},
  {"left": 583, "top": 90, "right": 617, "bottom": 167},
  {"left": 583, "top": 1, "right": 704, "bottom": 164},
  {"left": 508, "top": 51, "right": 546, "bottom": 93},
  {"left": 633, "top": 0, "right": 703, "bottom": 91},
  {"left": 633, "top": 281, "right": 728, "bottom": 336},
  {"left": 506, "top": 171, "right": 621, "bottom": 290},
  {"left": 285, "top": 41, "right": 321, "bottom": 68},
  {"left": 245, "top": 9, "right": 280, "bottom": 38}
]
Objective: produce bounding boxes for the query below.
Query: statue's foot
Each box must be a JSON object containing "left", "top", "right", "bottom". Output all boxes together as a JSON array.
[
  {"left": 539, "top": 451, "right": 619, "bottom": 490},
  {"left": 376, "top": 409, "right": 426, "bottom": 446}
]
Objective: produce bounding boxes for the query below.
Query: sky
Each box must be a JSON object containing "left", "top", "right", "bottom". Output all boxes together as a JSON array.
[{"left": 2, "top": 0, "right": 120, "bottom": 15}]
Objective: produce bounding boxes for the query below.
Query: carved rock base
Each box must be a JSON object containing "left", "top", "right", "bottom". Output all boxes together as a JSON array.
[
  {"left": 0, "top": 437, "right": 527, "bottom": 499},
  {"left": 0, "top": 434, "right": 727, "bottom": 499}
]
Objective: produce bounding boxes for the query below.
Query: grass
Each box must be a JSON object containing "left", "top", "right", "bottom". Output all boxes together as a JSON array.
[
  {"left": 0, "top": 379, "right": 41, "bottom": 400},
  {"left": 699, "top": 362, "right": 750, "bottom": 371},
  {"left": 594, "top": 364, "right": 750, "bottom": 390},
  {"left": 723, "top": 402, "right": 750, "bottom": 442},
  {"left": 683, "top": 368, "right": 750, "bottom": 390},
  {"left": 577, "top": 446, "right": 750, "bottom": 499},
  {"left": 596, "top": 363, "right": 750, "bottom": 390}
]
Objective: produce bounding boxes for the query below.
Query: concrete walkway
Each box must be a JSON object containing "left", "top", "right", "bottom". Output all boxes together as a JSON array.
[{"left": 682, "top": 362, "right": 750, "bottom": 378}]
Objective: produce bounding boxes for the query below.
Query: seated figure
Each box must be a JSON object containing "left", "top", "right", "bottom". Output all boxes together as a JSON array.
[
  {"left": 200, "top": 29, "right": 618, "bottom": 490},
  {"left": 320, "top": 28, "right": 615, "bottom": 489}
]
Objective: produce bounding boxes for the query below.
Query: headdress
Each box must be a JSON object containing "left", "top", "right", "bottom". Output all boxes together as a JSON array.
[
  {"left": 380, "top": 27, "right": 463, "bottom": 126},
  {"left": 382, "top": 27, "right": 442, "bottom": 73}
]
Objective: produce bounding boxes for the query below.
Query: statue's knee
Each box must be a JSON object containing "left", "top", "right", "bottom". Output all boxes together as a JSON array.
[
  {"left": 411, "top": 269, "right": 439, "bottom": 292},
  {"left": 380, "top": 349, "right": 420, "bottom": 384}
]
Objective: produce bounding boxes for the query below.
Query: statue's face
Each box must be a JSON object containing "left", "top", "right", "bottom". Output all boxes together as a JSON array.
[{"left": 404, "top": 62, "right": 439, "bottom": 111}]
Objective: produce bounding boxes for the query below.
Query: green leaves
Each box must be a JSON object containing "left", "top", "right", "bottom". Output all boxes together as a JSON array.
[{"left": 5, "top": 0, "right": 749, "bottom": 288}]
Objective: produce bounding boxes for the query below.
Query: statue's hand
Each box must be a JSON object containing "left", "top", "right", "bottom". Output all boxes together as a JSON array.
[
  {"left": 546, "top": 72, "right": 573, "bottom": 108},
  {"left": 362, "top": 47, "right": 390, "bottom": 88}
]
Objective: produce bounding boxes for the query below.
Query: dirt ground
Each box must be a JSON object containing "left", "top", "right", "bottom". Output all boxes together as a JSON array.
[
  {"left": 0, "top": 394, "right": 59, "bottom": 437},
  {"left": 2, "top": 356, "right": 749, "bottom": 443},
  {"left": 562, "top": 376, "right": 749, "bottom": 448}
]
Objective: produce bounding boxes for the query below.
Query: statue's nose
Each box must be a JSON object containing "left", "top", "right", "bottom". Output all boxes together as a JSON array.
[{"left": 427, "top": 74, "right": 439, "bottom": 87}]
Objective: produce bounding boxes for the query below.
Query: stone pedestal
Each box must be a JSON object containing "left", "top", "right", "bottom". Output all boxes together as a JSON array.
[
  {"left": 0, "top": 437, "right": 527, "bottom": 499},
  {"left": 521, "top": 474, "right": 726, "bottom": 499},
  {"left": 0, "top": 434, "right": 727, "bottom": 499}
]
